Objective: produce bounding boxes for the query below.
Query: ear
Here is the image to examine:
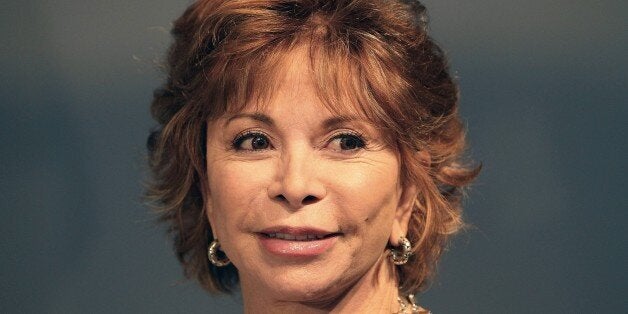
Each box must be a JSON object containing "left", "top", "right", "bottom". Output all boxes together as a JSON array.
[
  {"left": 389, "top": 150, "right": 430, "bottom": 246},
  {"left": 199, "top": 175, "right": 217, "bottom": 239},
  {"left": 389, "top": 182, "right": 417, "bottom": 246}
]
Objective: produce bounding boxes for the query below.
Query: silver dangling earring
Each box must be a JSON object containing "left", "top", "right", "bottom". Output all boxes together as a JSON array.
[
  {"left": 390, "top": 236, "right": 413, "bottom": 265},
  {"left": 208, "top": 239, "right": 231, "bottom": 267}
]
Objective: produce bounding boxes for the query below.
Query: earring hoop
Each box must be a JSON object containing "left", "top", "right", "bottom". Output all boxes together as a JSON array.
[
  {"left": 208, "top": 239, "right": 230, "bottom": 267},
  {"left": 390, "top": 236, "right": 413, "bottom": 265}
]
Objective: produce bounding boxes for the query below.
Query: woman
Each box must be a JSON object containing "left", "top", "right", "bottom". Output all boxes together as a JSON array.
[{"left": 147, "top": 0, "right": 478, "bottom": 312}]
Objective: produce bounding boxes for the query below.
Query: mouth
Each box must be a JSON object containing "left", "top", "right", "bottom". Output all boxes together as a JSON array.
[
  {"left": 260, "top": 232, "right": 338, "bottom": 241},
  {"left": 257, "top": 227, "right": 341, "bottom": 257}
]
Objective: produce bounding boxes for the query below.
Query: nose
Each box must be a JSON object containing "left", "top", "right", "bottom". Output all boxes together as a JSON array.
[{"left": 267, "top": 145, "right": 326, "bottom": 209}]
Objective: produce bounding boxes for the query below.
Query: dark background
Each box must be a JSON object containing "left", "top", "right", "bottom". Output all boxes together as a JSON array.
[{"left": 1, "top": 0, "right": 626, "bottom": 313}]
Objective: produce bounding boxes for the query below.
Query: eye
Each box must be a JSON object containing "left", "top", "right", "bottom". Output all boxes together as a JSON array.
[
  {"left": 232, "top": 132, "right": 272, "bottom": 151},
  {"left": 329, "top": 133, "right": 366, "bottom": 151}
]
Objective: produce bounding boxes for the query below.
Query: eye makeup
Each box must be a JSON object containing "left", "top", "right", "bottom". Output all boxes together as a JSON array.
[
  {"left": 231, "top": 130, "right": 273, "bottom": 151},
  {"left": 326, "top": 131, "right": 368, "bottom": 152}
]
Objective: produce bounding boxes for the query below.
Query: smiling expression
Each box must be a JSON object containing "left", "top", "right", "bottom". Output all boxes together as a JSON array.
[{"left": 203, "top": 48, "right": 416, "bottom": 302}]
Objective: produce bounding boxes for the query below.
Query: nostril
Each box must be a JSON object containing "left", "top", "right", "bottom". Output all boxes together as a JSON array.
[
  {"left": 302, "top": 195, "right": 318, "bottom": 205},
  {"left": 271, "top": 194, "right": 320, "bottom": 207}
]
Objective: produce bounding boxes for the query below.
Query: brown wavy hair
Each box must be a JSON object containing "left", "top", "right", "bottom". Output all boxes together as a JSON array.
[{"left": 147, "top": 0, "right": 479, "bottom": 295}]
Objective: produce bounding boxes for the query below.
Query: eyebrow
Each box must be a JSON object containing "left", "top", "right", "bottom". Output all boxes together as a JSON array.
[
  {"left": 322, "top": 115, "right": 359, "bottom": 130},
  {"left": 225, "top": 112, "right": 364, "bottom": 130},
  {"left": 225, "top": 113, "right": 274, "bottom": 127}
]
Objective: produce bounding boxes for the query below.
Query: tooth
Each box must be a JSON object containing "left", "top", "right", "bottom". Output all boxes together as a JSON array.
[{"left": 267, "top": 233, "right": 329, "bottom": 240}]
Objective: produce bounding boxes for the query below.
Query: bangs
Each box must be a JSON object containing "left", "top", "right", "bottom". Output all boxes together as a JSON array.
[
  {"left": 204, "top": 35, "right": 416, "bottom": 151},
  {"left": 150, "top": 0, "right": 476, "bottom": 295}
]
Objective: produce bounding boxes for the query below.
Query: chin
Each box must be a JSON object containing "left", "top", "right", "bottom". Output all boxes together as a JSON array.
[{"left": 255, "top": 264, "right": 354, "bottom": 303}]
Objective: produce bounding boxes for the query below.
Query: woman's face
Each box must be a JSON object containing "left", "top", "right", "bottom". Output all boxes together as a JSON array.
[{"left": 204, "top": 50, "right": 416, "bottom": 302}]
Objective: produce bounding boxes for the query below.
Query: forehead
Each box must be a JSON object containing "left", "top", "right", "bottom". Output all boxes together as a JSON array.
[{"left": 222, "top": 44, "right": 378, "bottom": 123}]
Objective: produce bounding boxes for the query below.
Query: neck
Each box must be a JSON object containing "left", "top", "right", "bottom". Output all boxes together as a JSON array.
[{"left": 241, "top": 254, "right": 401, "bottom": 314}]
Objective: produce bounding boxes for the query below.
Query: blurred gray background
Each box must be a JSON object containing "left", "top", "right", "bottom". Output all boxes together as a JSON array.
[{"left": 1, "top": 0, "right": 626, "bottom": 313}]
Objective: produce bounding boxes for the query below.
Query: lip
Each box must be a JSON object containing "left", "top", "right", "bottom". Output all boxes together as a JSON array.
[{"left": 257, "top": 226, "right": 340, "bottom": 258}]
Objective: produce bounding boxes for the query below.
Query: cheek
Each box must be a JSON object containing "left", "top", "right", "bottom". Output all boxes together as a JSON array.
[
  {"left": 337, "top": 158, "right": 399, "bottom": 204},
  {"left": 326, "top": 156, "right": 401, "bottom": 232},
  {"left": 206, "top": 160, "right": 274, "bottom": 238}
]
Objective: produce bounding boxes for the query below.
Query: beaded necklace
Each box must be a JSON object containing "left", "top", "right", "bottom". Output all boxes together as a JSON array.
[{"left": 396, "top": 294, "right": 431, "bottom": 314}]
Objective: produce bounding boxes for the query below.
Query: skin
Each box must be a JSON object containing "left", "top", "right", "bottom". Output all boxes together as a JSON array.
[{"left": 204, "top": 48, "right": 418, "bottom": 313}]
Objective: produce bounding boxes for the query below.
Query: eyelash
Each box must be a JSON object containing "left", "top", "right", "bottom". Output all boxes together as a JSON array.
[
  {"left": 328, "top": 131, "right": 368, "bottom": 152},
  {"left": 231, "top": 131, "right": 272, "bottom": 151},
  {"left": 231, "top": 130, "right": 369, "bottom": 152}
]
